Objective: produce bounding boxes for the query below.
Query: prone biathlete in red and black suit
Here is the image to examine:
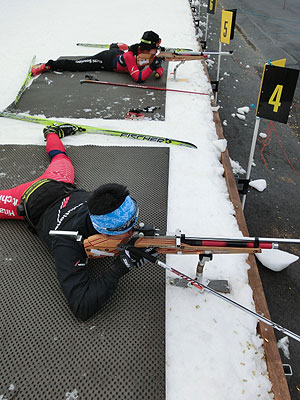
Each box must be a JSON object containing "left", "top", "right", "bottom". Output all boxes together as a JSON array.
[
  {"left": 32, "top": 31, "right": 164, "bottom": 83},
  {"left": 0, "top": 125, "right": 155, "bottom": 321}
]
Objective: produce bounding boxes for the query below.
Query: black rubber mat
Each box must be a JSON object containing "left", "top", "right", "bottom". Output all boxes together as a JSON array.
[
  {"left": 6, "top": 57, "right": 167, "bottom": 120},
  {"left": 0, "top": 145, "right": 168, "bottom": 399}
]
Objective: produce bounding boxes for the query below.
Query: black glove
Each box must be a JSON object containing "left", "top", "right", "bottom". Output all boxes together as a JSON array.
[
  {"left": 149, "top": 56, "right": 163, "bottom": 71},
  {"left": 119, "top": 247, "right": 157, "bottom": 269}
]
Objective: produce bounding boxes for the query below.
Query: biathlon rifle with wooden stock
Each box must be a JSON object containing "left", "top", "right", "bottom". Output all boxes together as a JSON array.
[
  {"left": 49, "top": 224, "right": 300, "bottom": 342},
  {"left": 79, "top": 223, "right": 300, "bottom": 259},
  {"left": 137, "top": 48, "right": 233, "bottom": 66}
]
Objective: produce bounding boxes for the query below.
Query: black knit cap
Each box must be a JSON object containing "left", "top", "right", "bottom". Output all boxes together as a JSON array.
[
  {"left": 140, "top": 31, "right": 161, "bottom": 50},
  {"left": 87, "top": 183, "right": 129, "bottom": 215}
]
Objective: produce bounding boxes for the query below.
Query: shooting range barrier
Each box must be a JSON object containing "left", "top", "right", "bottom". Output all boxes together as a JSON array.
[{"left": 0, "top": 145, "right": 169, "bottom": 399}]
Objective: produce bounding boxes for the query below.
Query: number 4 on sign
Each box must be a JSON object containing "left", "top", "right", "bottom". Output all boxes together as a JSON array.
[
  {"left": 267, "top": 59, "right": 286, "bottom": 112},
  {"left": 268, "top": 85, "right": 283, "bottom": 112}
]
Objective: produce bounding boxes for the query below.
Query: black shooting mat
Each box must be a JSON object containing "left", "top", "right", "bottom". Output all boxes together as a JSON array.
[
  {"left": 6, "top": 57, "right": 167, "bottom": 120},
  {"left": 0, "top": 145, "right": 169, "bottom": 399}
]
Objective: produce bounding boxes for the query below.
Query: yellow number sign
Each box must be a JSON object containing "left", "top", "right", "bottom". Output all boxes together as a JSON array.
[
  {"left": 220, "top": 10, "right": 233, "bottom": 44},
  {"left": 256, "top": 64, "right": 299, "bottom": 124},
  {"left": 207, "top": 0, "right": 217, "bottom": 15}
]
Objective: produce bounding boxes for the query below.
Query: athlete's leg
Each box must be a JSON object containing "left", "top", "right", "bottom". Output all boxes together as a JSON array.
[
  {"left": 0, "top": 181, "right": 37, "bottom": 220},
  {"left": 0, "top": 133, "right": 74, "bottom": 220},
  {"left": 46, "top": 52, "right": 108, "bottom": 72},
  {"left": 40, "top": 132, "right": 75, "bottom": 183}
]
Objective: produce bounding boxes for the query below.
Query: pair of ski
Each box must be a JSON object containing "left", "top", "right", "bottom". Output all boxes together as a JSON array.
[
  {"left": 14, "top": 55, "right": 36, "bottom": 105},
  {"left": 0, "top": 111, "right": 197, "bottom": 149},
  {"left": 76, "top": 42, "right": 194, "bottom": 53}
]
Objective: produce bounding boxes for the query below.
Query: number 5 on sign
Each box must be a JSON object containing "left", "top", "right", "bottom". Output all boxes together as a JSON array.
[{"left": 220, "top": 9, "right": 236, "bottom": 44}]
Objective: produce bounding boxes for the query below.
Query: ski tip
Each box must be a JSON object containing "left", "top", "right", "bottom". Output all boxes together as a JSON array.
[{"left": 181, "top": 142, "right": 197, "bottom": 149}]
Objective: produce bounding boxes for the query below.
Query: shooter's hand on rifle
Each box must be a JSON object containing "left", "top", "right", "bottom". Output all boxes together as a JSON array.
[
  {"left": 119, "top": 242, "right": 158, "bottom": 269},
  {"left": 150, "top": 56, "right": 163, "bottom": 71},
  {"left": 154, "top": 68, "right": 163, "bottom": 79}
]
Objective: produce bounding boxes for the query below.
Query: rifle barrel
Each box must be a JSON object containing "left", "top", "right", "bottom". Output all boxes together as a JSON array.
[{"left": 184, "top": 235, "right": 300, "bottom": 245}]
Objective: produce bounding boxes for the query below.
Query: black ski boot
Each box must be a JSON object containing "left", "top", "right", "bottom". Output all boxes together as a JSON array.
[{"left": 43, "top": 124, "right": 83, "bottom": 139}]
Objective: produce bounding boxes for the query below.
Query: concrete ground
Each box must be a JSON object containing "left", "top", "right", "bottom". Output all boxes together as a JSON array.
[{"left": 198, "top": 0, "right": 300, "bottom": 398}]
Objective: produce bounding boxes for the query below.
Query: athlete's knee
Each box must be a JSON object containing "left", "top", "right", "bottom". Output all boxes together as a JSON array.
[{"left": 48, "top": 149, "right": 67, "bottom": 161}]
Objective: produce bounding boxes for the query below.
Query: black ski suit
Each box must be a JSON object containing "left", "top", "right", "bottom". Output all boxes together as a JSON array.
[
  {"left": 31, "top": 182, "right": 129, "bottom": 321},
  {"left": 46, "top": 46, "right": 123, "bottom": 72}
]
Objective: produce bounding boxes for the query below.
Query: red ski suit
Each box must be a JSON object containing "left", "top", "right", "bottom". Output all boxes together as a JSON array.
[
  {"left": 113, "top": 49, "right": 163, "bottom": 83},
  {"left": 0, "top": 134, "right": 74, "bottom": 220}
]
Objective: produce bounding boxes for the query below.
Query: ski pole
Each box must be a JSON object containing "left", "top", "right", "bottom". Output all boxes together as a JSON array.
[
  {"left": 80, "top": 77, "right": 210, "bottom": 96},
  {"left": 126, "top": 246, "right": 300, "bottom": 343}
]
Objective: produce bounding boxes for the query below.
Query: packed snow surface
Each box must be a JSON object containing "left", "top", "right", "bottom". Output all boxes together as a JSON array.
[{"left": 0, "top": 0, "right": 274, "bottom": 399}]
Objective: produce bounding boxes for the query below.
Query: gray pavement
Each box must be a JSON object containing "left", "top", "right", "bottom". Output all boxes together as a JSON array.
[{"left": 200, "top": 0, "right": 300, "bottom": 397}]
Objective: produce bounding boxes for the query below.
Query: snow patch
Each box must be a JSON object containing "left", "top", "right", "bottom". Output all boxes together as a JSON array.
[
  {"left": 236, "top": 113, "right": 246, "bottom": 120},
  {"left": 66, "top": 389, "right": 79, "bottom": 400},
  {"left": 256, "top": 249, "right": 299, "bottom": 272},
  {"left": 277, "top": 337, "right": 290, "bottom": 359},
  {"left": 230, "top": 159, "right": 246, "bottom": 175},
  {"left": 249, "top": 179, "right": 267, "bottom": 192},
  {"left": 213, "top": 139, "right": 227, "bottom": 153},
  {"left": 237, "top": 106, "right": 250, "bottom": 115}
]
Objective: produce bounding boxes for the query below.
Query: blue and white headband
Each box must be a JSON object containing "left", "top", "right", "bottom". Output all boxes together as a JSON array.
[{"left": 89, "top": 196, "right": 139, "bottom": 235}]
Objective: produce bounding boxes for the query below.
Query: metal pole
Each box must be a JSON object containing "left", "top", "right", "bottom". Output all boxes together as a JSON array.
[
  {"left": 242, "top": 117, "right": 261, "bottom": 209},
  {"left": 204, "top": 13, "right": 209, "bottom": 44},
  {"left": 158, "top": 259, "right": 300, "bottom": 342},
  {"left": 197, "top": 0, "right": 201, "bottom": 18},
  {"left": 215, "top": 41, "right": 222, "bottom": 103},
  {"left": 130, "top": 245, "right": 300, "bottom": 343}
]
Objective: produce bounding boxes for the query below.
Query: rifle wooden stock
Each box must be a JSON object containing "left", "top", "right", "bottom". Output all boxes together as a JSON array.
[
  {"left": 136, "top": 51, "right": 206, "bottom": 67},
  {"left": 83, "top": 234, "right": 262, "bottom": 259}
]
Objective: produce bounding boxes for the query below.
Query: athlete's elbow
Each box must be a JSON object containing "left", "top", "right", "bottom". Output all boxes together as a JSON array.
[{"left": 70, "top": 300, "right": 98, "bottom": 321}]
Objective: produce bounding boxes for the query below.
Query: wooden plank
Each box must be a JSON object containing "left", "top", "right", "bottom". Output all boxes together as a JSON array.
[{"left": 200, "top": 56, "right": 291, "bottom": 399}]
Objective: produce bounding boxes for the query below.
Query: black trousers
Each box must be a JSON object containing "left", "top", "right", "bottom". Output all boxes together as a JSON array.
[{"left": 47, "top": 48, "right": 122, "bottom": 72}]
